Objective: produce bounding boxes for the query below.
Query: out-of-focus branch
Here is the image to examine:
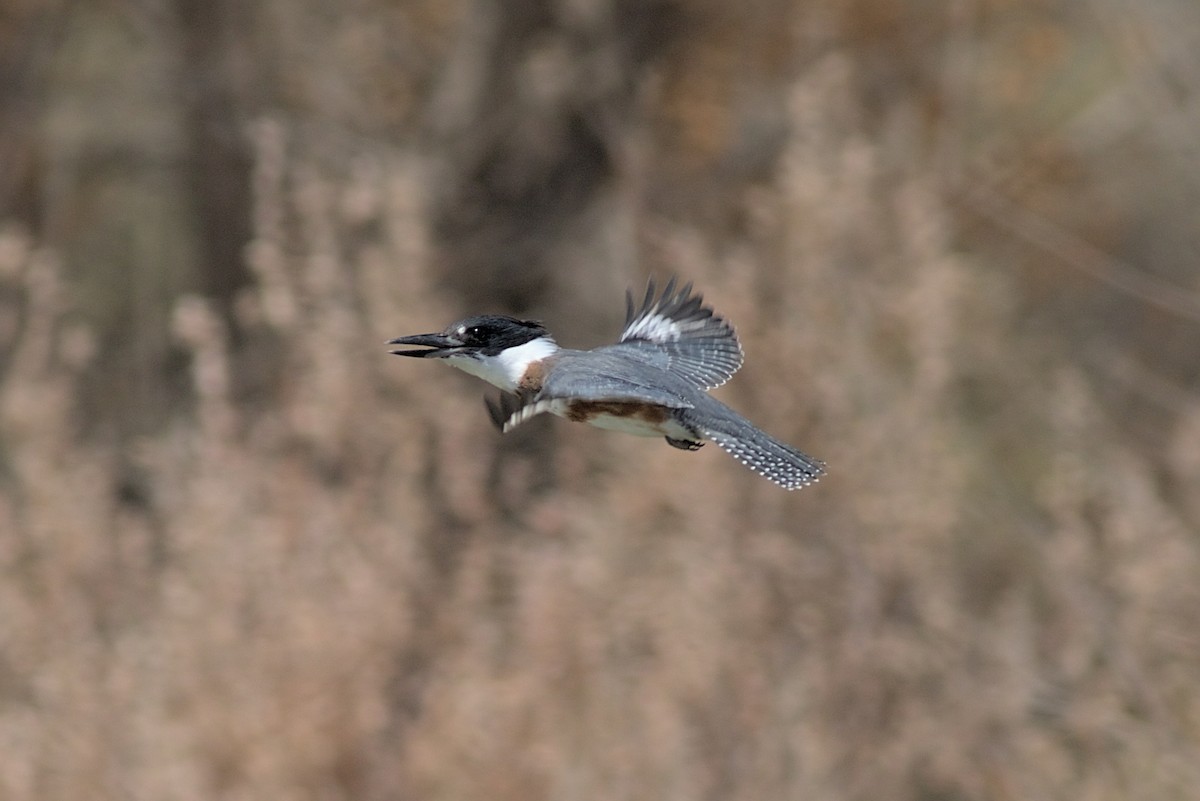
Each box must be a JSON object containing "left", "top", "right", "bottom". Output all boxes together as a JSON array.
[{"left": 960, "top": 181, "right": 1200, "bottom": 323}]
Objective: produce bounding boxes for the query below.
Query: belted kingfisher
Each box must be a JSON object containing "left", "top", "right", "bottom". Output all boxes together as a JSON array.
[{"left": 388, "top": 277, "right": 825, "bottom": 489}]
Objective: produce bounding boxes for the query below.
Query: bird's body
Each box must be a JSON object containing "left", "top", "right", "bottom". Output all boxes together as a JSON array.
[{"left": 388, "top": 278, "right": 825, "bottom": 490}]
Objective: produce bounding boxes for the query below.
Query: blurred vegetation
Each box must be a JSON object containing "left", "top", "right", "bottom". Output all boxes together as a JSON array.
[{"left": 1, "top": 0, "right": 1199, "bottom": 799}]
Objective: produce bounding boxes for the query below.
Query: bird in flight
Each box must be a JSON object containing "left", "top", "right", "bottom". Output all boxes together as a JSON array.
[{"left": 388, "top": 277, "right": 825, "bottom": 489}]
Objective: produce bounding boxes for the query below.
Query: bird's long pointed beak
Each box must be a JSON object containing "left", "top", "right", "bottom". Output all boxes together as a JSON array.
[{"left": 387, "top": 333, "right": 462, "bottom": 358}]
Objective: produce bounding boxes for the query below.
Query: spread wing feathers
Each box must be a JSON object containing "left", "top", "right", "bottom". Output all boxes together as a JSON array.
[
  {"left": 618, "top": 276, "right": 744, "bottom": 389},
  {"left": 486, "top": 392, "right": 555, "bottom": 433}
]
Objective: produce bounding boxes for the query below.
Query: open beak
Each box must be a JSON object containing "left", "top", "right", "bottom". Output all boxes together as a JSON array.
[{"left": 387, "top": 332, "right": 463, "bottom": 358}]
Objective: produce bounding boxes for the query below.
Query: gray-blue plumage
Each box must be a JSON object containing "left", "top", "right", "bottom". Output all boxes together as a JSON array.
[
  {"left": 617, "top": 276, "right": 745, "bottom": 389},
  {"left": 493, "top": 278, "right": 824, "bottom": 490},
  {"left": 390, "top": 276, "right": 824, "bottom": 489}
]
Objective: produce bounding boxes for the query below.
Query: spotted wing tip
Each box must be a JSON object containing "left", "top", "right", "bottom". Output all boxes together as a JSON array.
[{"left": 786, "top": 463, "right": 827, "bottom": 491}]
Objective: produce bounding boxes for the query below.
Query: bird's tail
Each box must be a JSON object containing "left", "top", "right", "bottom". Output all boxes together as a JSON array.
[{"left": 692, "top": 404, "right": 825, "bottom": 490}]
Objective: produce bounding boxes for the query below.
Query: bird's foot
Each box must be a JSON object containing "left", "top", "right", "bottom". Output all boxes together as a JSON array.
[{"left": 665, "top": 437, "right": 704, "bottom": 451}]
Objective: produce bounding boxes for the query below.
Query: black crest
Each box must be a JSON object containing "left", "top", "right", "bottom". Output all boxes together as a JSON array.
[{"left": 451, "top": 315, "right": 550, "bottom": 355}]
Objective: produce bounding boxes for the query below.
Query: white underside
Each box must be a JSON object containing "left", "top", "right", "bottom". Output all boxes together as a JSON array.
[
  {"left": 544, "top": 399, "right": 699, "bottom": 441},
  {"left": 580, "top": 413, "right": 677, "bottom": 438}
]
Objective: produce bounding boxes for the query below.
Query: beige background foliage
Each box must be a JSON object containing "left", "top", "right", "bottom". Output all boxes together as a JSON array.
[{"left": 1, "top": 1, "right": 1199, "bottom": 799}]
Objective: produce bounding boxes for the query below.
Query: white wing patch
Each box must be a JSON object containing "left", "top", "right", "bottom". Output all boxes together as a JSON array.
[
  {"left": 618, "top": 276, "right": 744, "bottom": 389},
  {"left": 623, "top": 310, "right": 701, "bottom": 343},
  {"left": 485, "top": 394, "right": 563, "bottom": 433},
  {"left": 505, "top": 398, "right": 561, "bottom": 432}
]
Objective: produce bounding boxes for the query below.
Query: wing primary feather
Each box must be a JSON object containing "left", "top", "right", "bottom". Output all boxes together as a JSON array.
[
  {"left": 485, "top": 394, "right": 512, "bottom": 431},
  {"left": 487, "top": 392, "right": 559, "bottom": 433},
  {"left": 504, "top": 398, "right": 557, "bottom": 432},
  {"left": 677, "top": 280, "right": 693, "bottom": 306},
  {"left": 662, "top": 275, "right": 677, "bottom": 308},
  {"left": 641, "top": 277, "right": 656, "bottom": 319},
  {"left": 617, "top": 275, "right": 745, "bottom": 389}
]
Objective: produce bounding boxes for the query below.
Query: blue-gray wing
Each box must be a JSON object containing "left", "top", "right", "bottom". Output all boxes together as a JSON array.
[
  {"left": 539, "top": 350, "right": 694, "bottom": 407},
  {"left": 485, "top": 350, "right": 694, "bottom": 433},
  {"left": 617, "top": 276, "right": 744, "bottom": 389}
]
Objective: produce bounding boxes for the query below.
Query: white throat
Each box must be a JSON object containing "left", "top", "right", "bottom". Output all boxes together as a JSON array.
[{"left": 446, "top": 336, "right": 559, "bottom": 392}]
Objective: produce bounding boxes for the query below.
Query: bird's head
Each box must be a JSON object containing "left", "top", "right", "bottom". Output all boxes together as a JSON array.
[{"left": 388, "top": 315, "right": 557, "bottom": 391}]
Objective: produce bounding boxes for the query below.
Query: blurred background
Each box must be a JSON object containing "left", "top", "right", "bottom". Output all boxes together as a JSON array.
[{"left": 2, "top": 0, "right": 1199, "bottom": 798}]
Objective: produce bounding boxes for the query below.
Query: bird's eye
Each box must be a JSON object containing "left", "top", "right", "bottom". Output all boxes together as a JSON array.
[{"left": 467, "top": 326, "right": 483, "bottom": 338}]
